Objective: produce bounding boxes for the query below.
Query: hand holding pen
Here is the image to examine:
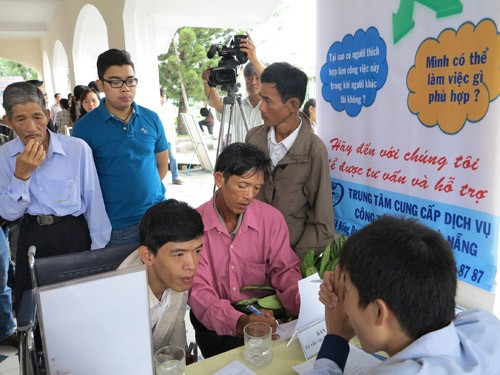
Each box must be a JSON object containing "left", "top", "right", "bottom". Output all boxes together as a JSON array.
[
  {"left": 247, "top": 305, "right": 280, "bottom": 340},
  {"left": 236, "top": 305, "right": 280, "bottom": 339},
  {"left": 247, "top": 305, "right": 280, "bottom": 327}
]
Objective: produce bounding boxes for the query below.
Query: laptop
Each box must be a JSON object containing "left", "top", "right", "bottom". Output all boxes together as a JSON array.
[{"left": 36, "top": 265, "right": 153, "bottom": 375}]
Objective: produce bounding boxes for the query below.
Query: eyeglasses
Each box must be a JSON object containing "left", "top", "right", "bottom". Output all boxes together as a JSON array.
[{"left": 101, "top": 78, "right": 139, "bottom": 89}]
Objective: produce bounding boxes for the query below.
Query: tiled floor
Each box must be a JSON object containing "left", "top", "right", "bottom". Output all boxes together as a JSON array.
[
  {"left": 165, "top": 145, "right": 216, "bottom": 208},
  {"left": 0, "top": 144, "right": 215, "bottom": 374},
  {"left": 0, "top": 344, "right": 18, "bottom": 375}
]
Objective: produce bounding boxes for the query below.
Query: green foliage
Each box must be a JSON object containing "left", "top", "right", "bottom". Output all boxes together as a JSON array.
[
  {"left": 158, "top": 27, "right": 238, "bottom": 106},
  {"left": 235, "top": 297, "right": 260, "bottom": 307},
  {"left": 234, "top": 285, "right": 295, "bottom": 322},
  {"left": 240, "top": 285, "right": 276, "bottom": 293},
  {"left": 257, "top": 295, "right": 282, "bottom": 310},
  {"left": 300, "top": 235, "right": 347, "bottom": 279},
  {"left": 0, "top": 58, "right": 37, "bottom": 80},
  {"left": 158, "top": 27, "right": 241, "bottom": 133},
  {"left": 300, "top": 249, "right": 316, "bottom": 277}
]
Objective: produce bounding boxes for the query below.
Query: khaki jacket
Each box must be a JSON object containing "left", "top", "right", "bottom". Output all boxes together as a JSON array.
[
  {"left": 246, "top": 114, "right": 334, "bottom": 258},
  {"left": 118, "top": 250, "right": 187, "bottom": 353}
]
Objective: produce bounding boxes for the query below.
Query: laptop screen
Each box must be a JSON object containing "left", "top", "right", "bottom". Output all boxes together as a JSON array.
[{"left": 36, "top": 265, "right": 153, "bottom": 375}]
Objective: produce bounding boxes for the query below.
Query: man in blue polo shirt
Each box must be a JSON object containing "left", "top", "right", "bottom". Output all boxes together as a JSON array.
[{"left": 73, "top": 49, "right": 169, "bottom": 247}]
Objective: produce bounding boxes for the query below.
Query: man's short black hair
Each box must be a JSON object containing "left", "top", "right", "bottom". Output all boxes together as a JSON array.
[
  {"left": 59, "top": 98, "right": 69, "bottom": 110},
  {"left": 97, "top": 49, "right": 135, "bottom": 80},
  {"left": 25, "top": 80, "right": 44, "bottom": 88},
  {"left": 215, "top": 142, "right": 271, "bottom": 182},
  {"left": 139, "top": 199, "right": 204, "bottom": 255},
  {"left": 340, "top": 215, "right": 457, "bottom": 340},
  {"left": 260, "top": 62, "right": 307, "bottom": 106}
]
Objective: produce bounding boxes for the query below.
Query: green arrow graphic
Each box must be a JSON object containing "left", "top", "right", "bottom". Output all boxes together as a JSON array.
[{"left": 393, "top": 0, "right": 463, "bottom": 44}]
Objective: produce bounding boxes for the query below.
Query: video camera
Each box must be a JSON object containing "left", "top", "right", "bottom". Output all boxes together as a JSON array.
[{"left": 206, "top": 34, "right": 248, "bottom": 91}]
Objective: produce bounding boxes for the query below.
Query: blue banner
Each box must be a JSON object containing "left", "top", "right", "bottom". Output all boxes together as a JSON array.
[{"left": 332, "top": 178, "right": 498, "bottom": 291}]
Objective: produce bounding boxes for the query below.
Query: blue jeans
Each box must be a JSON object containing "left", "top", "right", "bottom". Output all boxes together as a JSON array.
[
  {"left": 107, "top": 223, "right": 140, "bottom": 248},
  {"left": 169, "top": 142, "right": 180, "bottom": 181},
  {"left": 0, "top": 226, "right": 15, "bottom": 340}
]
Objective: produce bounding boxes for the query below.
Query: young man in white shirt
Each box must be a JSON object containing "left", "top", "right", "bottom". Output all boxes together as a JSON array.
[
  {"left": 310, "top": 216, "right": 500, "bottom": 374},
  {"left": 118, "top": 199, "right": 203, "bottom": 354}
]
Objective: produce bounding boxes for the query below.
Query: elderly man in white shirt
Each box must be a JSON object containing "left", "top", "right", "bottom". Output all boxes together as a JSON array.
[{"left": 202, "top": 34, "right": 265, "bottom": 143}]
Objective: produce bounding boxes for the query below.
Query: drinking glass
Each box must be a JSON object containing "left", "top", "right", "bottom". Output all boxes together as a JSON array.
[
  {"left": 243, "top": 322, "right": 273, "bottom": 368},
  {"left": 154, "top": 345, "right": 186, "bottom": 375}
]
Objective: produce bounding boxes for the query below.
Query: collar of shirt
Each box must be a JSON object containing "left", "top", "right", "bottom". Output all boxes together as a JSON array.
[
  {"left": 385, "top": 319, "right": 457, "bottom": 365},
  {"left": 96, "top": 98, "right": 140, "bottom": 122},
  {"left": 243, "top": 96, "right": 262, "bottom": 109},
  {"left": 203, "top": 195, "right": 260, "bottom": 236},
  {"left": 8, "top": 129, "right": 66, "bottom": 160},
  {"left": 212, "top": 191, "right": 244, "bottom": 237},
  {"left": 149, "top": 287, "right": 172, "bottom": 329},
  {"left": 267, "top": 117, "right": 302, "bottom": 168}
]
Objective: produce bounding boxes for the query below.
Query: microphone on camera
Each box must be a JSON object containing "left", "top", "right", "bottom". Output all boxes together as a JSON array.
[{"left": 207, "top": 45, "right": 218, "bottom": 59}]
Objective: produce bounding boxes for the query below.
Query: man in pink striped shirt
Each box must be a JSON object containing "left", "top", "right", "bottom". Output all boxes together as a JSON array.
[{"left": 188, "top": 142, "right": 302, "bottom": 358}]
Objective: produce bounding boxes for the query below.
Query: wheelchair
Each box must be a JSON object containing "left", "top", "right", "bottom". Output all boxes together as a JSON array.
[
  {"left": 17, "top": 243, "right": 136, "bottom": 375},
  {"left": 0, "top": 123, "right": 15, "bottom": 145}
]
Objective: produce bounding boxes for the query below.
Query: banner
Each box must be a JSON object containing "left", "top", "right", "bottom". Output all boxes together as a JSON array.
[{"left": 317, "top": 0, "right": 500, "bottom": 291}]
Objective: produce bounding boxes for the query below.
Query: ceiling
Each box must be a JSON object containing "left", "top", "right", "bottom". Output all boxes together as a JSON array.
[
  {"left": 0, "top": 0, "right": 280, "bottom": 40},
  {"left": 0, "top": 0, "right": 61, "bottom": 39}
]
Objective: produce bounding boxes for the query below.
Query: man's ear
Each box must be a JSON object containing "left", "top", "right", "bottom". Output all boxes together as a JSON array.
[
  {"left": 138, "top": 245, "right": 155, "bottom": 266},
  {"left": 97, "top": 79, "right": 105, "bottom": 92},
  {"left": 287, "top": 97, "right": 301, "bottom": 113},
  {"left": 44, "top": 109, "right": 51, "bottom": 120},
  {"left": 374, "top": 298, "right": 391, "bottom": 326},
  {"left": 2, "top": 115, "right": 13, "bottom": 130},
  {"left": 214, "top": 171, "right": 225, "bottom": 189}
]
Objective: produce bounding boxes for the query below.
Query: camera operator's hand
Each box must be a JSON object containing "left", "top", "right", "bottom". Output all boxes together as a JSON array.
[
  {"left": 240, "top": 35, "right": 257, "bottom": 61},
  {"left": 202, "top": 68, "right": 223, "bottom": 113},
  {"left": 240, "top": 33, "right": 265, "bottom": 77},
  {"left": 202, "top": 68, "right": 211, "bottom": 83}
]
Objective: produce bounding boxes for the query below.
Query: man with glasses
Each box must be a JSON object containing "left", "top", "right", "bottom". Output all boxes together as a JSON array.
[{"left": 73, "top": 49, "right": 169, "bottom": 247}]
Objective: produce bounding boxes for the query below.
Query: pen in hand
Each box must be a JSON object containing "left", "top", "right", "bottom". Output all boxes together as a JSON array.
[{"left": 247, "top": 305, "right": 280, "bottom": 327}]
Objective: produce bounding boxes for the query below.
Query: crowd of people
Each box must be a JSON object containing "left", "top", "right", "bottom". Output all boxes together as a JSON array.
[{"left": 1, "top": 35, "right": 499, "bottom": 375}]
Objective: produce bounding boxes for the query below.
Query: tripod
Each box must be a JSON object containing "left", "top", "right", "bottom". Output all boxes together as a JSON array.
[{"left": 215, "top": 84, "right": 250, "bottom": 160}]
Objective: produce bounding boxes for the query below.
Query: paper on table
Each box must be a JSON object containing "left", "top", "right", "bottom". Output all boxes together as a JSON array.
[
  {"left": 291, "top": 344, "right": 382, "bottom": 375},
  {"left": 291, "top": 356, "right": 316, "bottom": 374},
  {"left": 297, "top": 320, "right": 327, "bottom": 359},
  {"left": 296, "top": 273, "right": 323, "bottom": 331},
  {"left": 212, "top": 360, "right": 258, "bottom": 375},
  {"left": 277, "top": 319, "right": 297, "bottom": 340}
]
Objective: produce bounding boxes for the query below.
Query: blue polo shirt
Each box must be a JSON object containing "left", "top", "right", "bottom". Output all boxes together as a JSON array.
[{"left": 73, "top": 99, "right": 168, "bottom": 229}]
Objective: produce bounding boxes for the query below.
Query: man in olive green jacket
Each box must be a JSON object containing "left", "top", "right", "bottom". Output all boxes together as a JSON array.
[{"left": 246, "top": 62, "right": 334, "bottom": 259}]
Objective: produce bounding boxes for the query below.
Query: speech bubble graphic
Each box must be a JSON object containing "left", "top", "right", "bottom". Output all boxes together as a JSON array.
[
  {"left": 321, "top": 27, "right": 388, "bottom": 117},
  {"left": 407, "top": 18, "right": 500, "bottom": 134}
]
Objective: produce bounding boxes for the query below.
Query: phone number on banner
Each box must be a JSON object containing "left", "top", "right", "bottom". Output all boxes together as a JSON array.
[{"left": 457, "top": 263, "right": 484, "bottom": 284}]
